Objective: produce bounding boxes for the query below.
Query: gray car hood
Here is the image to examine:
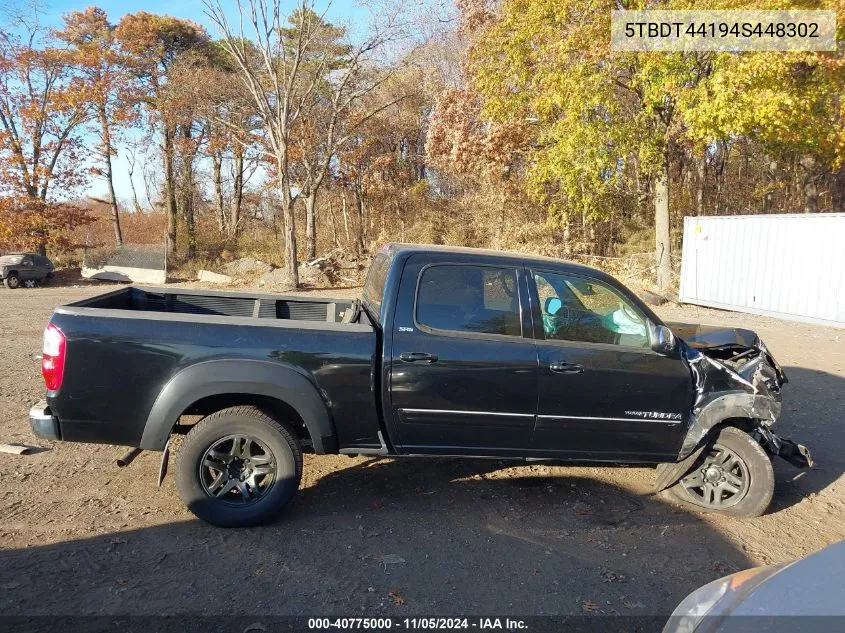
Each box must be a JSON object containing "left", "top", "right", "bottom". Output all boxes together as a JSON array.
[{"left": 726, "top": 540, "right": 845, "bottom": 621}]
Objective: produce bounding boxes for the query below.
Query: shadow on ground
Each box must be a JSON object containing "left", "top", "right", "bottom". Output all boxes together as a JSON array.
[
  {"left": 1, "top": 457, "right": 751, "bottom": 619},
  {"left": 768, "top": 366, "right": 845, "bottom": 512}
]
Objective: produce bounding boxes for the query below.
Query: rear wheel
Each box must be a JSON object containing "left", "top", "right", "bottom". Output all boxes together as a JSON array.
[
  {"left": 666, "top": 426, "right": 774, "bottom": 517},
  {"left": 175, "top": 406, "right": 303, "bottom": 527},
  {"left": 4, "top": 273, "right": 19, "bottom": 289},
  {"left": 22, "top": 279, "right": 37, "bottom": 288}
]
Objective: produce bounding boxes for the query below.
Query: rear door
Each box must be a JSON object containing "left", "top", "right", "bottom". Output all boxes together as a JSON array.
[
  {"left": 388, "top": 254, "right": 537, "bottom": 455},
  {"left": 36, "top": 256, "right": 52, "bottom": 277},
  {"left": 529, "top": 268, "right": 692, "bottom": 461},
  {"left": 19, "top": 255, "right": 37, "bottom": 280}
]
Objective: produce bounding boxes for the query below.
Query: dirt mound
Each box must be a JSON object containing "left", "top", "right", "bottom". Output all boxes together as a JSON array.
[{"left": 222, "top": 257, "right": 273, "bottom": 277}]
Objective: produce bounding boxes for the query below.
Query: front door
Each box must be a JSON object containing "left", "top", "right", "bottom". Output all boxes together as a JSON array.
[
  {"left": 529, "top": 269, "right": 692, "bottom": 461},
  {"left": 388, "top": 255, "right": 537, "bottom": 455}
]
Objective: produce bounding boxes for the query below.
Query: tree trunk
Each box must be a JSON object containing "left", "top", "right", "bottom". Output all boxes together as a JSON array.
[
  {"left": 212, "top": 151, "right": 226, "bottom": 233},
  {"left": 327, "top": 196, "right": 340, "bottom": 247},
  {"left": 800, "top": 155, "right": 819, "bottom": 213},
  {"left": 695, "top": 151, "right": 706, "bottom": 216},
  {"left": 714, "top": 142, "right": 727, "bottom": 215},
  {"left": 278, "top": 173, "right": 299, "bottom": 287},
  {"left": 304, "top": 188, "right": 317, "bottom": 260},
  {"left": 99, "top": 108, "right": 123, "bottom": 247},
  {"left": 762, "top": 159, "right": 776, "bottom": 212},
  {"left": 354, "top": 184, "right": 366, "bottom": 256},
  {"left": 163, "top": 126, "right": 178, "bottom": 256},
  {"left": 654, "top": 153, "right": 671, "bottom": 291},
  {"left": 341, "top": 191, "right": 350, "bottom": 242},
  {"left": 127, "top": 154, "right": 144, "bottom": 214},
  {"left": 230, "top": 148, "right": 244, "bottom": 238},
  {"left": 178, "top": 125, "right": 196, "bottom": 260}
]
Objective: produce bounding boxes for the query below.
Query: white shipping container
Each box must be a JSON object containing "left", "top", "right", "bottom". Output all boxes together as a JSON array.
[{"left": 678, "top": 213, "right": 845, "bottom": 327}]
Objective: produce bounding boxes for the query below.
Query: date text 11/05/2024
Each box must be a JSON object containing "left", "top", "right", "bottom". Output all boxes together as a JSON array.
[{"left": 308, "top": 618, "right": 527, "bottom": 630}]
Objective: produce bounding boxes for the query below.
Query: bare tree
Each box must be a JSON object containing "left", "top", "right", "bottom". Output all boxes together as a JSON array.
[{"left": 205, "top": 0, "right": 411, "bottom": 284}]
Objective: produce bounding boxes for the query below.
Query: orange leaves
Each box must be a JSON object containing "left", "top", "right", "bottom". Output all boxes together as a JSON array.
[
  {"left": 425, "top": 88, "right": 530, "bottom": 180},
  {"left": 0, "top": 197, "right": 94, "bottom": 252},
  {"left": 0, "top": 20, "right": 91, "bottom": 201}
]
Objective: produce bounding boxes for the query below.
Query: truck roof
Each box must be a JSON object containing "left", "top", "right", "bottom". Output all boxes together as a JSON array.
[{"left": 379, "top": 242, "right": 616, "bottom": 280}]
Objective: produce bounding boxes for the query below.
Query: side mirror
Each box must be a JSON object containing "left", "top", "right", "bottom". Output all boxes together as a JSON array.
[
  {"left": 545, "top": 297, "right": 563, "bottom": 316},
  {"left": 649, "top": 322, "right": 676, "bottom": 355}
]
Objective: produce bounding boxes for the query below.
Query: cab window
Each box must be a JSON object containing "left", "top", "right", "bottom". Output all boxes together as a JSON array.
[
  {"left": 533, "top": 270, "right": 649, "bottom": 348},
  {"left": 416, "top": 265, "right": 521, "bottom": 337}
]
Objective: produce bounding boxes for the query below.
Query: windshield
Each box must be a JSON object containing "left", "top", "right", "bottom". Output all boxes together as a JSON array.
[{"left": 0, "top": 255, "right": 22, "bottom": 265}]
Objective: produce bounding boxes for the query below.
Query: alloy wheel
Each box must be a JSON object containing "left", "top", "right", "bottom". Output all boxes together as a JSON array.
[
  {"left": 680, "top": 443, "right": 750, "bottom": 508},
  {"left": 199, "top": 434, "right": 277, "bottom": 504}
]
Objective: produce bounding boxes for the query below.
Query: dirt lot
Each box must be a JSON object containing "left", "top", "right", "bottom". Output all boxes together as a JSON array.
[{"left": 0, "top": 283, "right": 843, "bottom": 620}]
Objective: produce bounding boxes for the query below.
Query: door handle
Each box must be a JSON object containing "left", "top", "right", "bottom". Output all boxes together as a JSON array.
[
  {"left": 399, "top": 352, "right": 439, "bottom": 363},
  {"left": 549, "top": 361, "right": 583, "bottom": 374}
]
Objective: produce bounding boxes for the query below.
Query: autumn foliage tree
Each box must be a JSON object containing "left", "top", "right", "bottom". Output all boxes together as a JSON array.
[
  {"left": 115, "top": 12, "right": 210, "bottom": 257},
  {"left": 57, "top": 6, "right": 139, "bottom": 246},
  {"left": 0, "top": 9, "right": 92, "bottom": 252},
  {"left": 447, "top": 0, "right": 844, "bottom": 289}
]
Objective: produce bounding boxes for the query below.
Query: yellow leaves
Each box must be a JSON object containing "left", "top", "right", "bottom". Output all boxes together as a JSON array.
[{"left": 463, "top": 0, "right": 844, "bottom": 221}]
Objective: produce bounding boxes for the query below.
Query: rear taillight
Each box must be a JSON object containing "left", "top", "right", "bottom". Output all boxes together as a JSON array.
[{"left": 42, "top": 323, "right": 66, "bottom": 391}]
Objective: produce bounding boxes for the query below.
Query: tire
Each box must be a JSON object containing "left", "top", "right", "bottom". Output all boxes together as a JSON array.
[
  {"left": 22, "top": 279, "right": 37, "bottom": 289},
  {"left": 666, "top": 426, "right": 774, "bottom": 518},
  {"left": 175, "top": 406, "right": 303, "bottom": 527},
  {"left": 4, "top": 273, "right": 19, "bottom": 289}
]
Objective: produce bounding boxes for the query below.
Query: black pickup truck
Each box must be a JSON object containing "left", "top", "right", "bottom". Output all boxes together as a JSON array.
[{"left": 30, "top": 243, "right": 811, "bottom": 527}]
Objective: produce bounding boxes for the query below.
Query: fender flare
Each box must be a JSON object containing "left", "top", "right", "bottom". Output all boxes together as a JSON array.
[{"left": 139, "top": 359, "right": 336, "bottom": 453}]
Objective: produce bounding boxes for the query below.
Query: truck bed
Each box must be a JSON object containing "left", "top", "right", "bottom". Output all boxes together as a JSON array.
[
  {"left": 66, "top": 286, "right": 358, "bottom": 323},
  {"left": 46, "top": 285, "right": 381, "bottom": 451}
]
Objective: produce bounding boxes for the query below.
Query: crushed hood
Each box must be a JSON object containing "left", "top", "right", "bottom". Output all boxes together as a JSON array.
[
  {"left": 666, "top": 322, "right": 761, "bottom": 350},
  {"left": 667, "top": 321, "right": 787, "bottom": 385},
  {"left": 669, "top": 322, "right": 788, "bottom": 458}
]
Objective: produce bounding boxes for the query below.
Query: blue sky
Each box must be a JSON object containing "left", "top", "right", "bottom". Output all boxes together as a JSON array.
[
  {"left": 44, "top": 0, "right": 371, "bottom": 37},
  {"left": 35, "top": 0, "right": 377, "bottom": 204}
]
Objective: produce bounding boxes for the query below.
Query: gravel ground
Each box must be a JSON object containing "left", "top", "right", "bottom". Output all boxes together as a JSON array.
[{"left": 0, "top": 282, "right": 843, "bottom": 620}]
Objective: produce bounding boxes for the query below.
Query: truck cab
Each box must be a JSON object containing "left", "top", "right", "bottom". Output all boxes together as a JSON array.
[{"left": 368, "top": 245, "right": 691, "bottom": 461}]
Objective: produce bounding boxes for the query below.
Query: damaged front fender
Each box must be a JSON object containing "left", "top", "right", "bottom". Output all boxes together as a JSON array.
[
  {"left": 678, "top": 342, "right": 784, "bottom": 460},
  {"left": 655, "top": 324, "right": 811, "bottom": 492},
  {"left": 679, "top": 390, "right": 782, "bottom": 458}
]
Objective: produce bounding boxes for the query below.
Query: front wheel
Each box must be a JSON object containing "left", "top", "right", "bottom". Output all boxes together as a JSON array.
[
  {"left": 666, "top": 426, "right": 774, "bottom": 517},
  {"left": 175, "top": 406, "right": 303, "bottom": 527},
  {"left": 3, "top": 273, "right": 19, "bottom": 289}
]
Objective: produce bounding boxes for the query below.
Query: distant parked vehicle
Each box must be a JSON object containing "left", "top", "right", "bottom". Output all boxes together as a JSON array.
[
  {"left": 664, "top": 539, "right": 845, "bottom": 633},
  {"left": 0, "top": 253, "right": 54, "bottom": 289}
]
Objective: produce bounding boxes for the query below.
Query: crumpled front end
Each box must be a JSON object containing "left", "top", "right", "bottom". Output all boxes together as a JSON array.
[
  {"left": 681, "top": 338, "right": 785, "bottom": 458},
  {"left": 655, "top": 324, "right": 812, "bottom": 492}
]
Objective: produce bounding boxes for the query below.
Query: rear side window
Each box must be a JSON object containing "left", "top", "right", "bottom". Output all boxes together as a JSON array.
[
  {"left": 415, "top": 265, "right": 521, "bottom": 337},
  {"left": 362, "top": 252, "right": 391, "bottom": 320}
]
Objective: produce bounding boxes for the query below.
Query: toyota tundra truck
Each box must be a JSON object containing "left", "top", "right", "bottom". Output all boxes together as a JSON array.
[{"left": 30, "top": 243, "right": 811, "bottom": 527}]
